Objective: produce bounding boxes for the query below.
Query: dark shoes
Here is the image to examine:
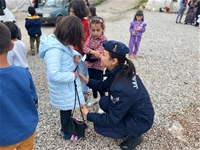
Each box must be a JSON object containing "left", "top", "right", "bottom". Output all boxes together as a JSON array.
[
  {"left": 175, "top": 21, "right": 182, "bottom": 24},
  {"left": 120, "top": 135, "right": 143, "bottom": 150}
]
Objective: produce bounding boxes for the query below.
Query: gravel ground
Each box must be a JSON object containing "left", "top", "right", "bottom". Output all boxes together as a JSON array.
[{"left": 26, "top": 10, "right": 200, "bottom": 150}]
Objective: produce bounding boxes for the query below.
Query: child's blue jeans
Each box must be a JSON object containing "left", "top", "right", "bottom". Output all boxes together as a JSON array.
[{"left": 78, "top": 60, "right": 88, "bottom": 94}]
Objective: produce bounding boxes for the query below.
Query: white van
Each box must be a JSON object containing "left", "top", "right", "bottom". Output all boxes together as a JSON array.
[{"left": 0, "top": 4, "right": 22, "bottom": 39}]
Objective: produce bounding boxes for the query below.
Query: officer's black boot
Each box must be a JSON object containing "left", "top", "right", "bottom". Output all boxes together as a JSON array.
[{"left": 120, "top": 135, "right": 143, "bottom": 150}]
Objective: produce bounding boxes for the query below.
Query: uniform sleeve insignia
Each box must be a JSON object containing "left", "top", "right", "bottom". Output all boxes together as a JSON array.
[{"left": 111, "top": 95, "right": 120, "bottom": 103}]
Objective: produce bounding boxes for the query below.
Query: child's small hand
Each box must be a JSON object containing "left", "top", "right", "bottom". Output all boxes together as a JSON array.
[
  {"left": 135, "top": 28, "right": 141, "bottom": 31},
  {"left": 74, "top": 55, "right": 80, "bottom": 64},
  {"left": 74, "top": 72, "right": 78, "bottom": 79},
  {"left": 79, "top": 73, "right": 89, "bottom": 84},
  {"left": 93, "top": 51, "right": 101, "bottom": 59},
  {"left": 132, "top": 31, "right": 135, "bottom": 35},
  {"left": 81, "top": 104, "right": 89, "bottom": 116}
]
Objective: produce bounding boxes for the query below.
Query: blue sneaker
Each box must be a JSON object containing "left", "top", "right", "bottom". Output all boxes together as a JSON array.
[{"left": 60, "top": 131, "right": 71, "bottom": 140}]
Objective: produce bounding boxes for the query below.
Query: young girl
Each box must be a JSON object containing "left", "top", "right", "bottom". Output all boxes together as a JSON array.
[
  {"left": 39, "top": 16, "right": 85, "bottom": 141},
  {"left": 83, "top": 17, "right": 107, "bottom": 112},
  {"left": 68, "top": 0, "right": 89, "bottom": 100},
  {"left": 79, "top": 40, "right": 154, "bottom": 150},
  {"left": 128, "top": 10, "right": 146, "bottom": 59}
]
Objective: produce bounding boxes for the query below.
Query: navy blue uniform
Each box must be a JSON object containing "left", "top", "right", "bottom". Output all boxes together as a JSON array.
[{"left": 86, "top": 65, "right": 154, "bottom": 139}]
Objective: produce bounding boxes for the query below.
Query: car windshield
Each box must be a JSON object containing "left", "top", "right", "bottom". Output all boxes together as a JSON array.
[{"left": 44, "top": 0, "right": 65, "bottom": 7}]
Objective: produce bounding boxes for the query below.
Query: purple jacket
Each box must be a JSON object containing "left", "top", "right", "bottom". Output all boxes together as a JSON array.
[{"left": 129, "top": 21, "right": 146, "bottom": 37}]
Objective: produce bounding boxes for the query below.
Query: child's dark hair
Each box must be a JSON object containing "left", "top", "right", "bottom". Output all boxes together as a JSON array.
[
  {"left": 4, "top": 21, "right": 18, "bottom": 40},
  {"left": 68, "top": 0, "right": 88, "bottom": 19},
  {"left": 28, "top": 6, "right": 36, "bottom": 16},
  {"left": 89, "top": 6, "right": 97, "bottom": 17},
  {"left": 85, "top": 0, "right": 90, "bottom": 7},
  {"left": 54, "top": 15, "right": 84, "bottom": 52},
  {"left": 0, "top": 22, "right": 11, "bottom": 55},
  {"left": 133, "top": 10, "right": 144, "bottom": 21},
  {"left": 109, "top": 52, "right": 136, "bottom": 83},
  {"left": 90, "top": 16, "right": 105, "bottom": 30}
]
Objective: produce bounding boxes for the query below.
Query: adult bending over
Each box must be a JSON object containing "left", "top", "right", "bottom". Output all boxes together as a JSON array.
[{"left": 79, "top": 40, "right": 155, "bottom": 150}]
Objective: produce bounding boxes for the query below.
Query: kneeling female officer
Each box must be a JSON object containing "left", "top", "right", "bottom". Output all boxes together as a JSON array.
[{"left": 79, "top": 40, "right": 154, "bottom": 150}]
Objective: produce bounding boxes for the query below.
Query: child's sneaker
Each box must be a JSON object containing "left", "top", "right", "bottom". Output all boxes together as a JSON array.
[
  {"left": 87, "top": 98, "right": 98, "bottom": 107},
  {"left": 70, "top": 134, "right": 82, "bottom": 142},
  {"left": 31, "top": 49, "right": 35, "bottom": 55},
  {"left": 97, "top": 108, "right": 105, "bottom": 114},
  {"left": 60, "top": 131, "right": 71, "bottom": 140}
]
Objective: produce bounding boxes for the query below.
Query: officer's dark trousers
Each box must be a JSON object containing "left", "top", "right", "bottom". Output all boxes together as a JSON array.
[{"left": 93, "top": 96, "right": 127, "bottom": 139}]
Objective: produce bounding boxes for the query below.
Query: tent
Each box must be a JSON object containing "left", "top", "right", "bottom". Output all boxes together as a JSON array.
[
  {"left": 6, "top": 0, "right": 32, "bottom": 12},
  {"left": 145, "top": 0, "right": 180, "bottom": 12}
]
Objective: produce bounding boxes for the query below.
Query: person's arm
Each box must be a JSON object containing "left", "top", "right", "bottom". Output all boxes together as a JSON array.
[
  {"left": 27, "top": 70, "right": 38, "bottom": 104},
  {"left": 83, "top": 35, "right": 91, "bottom": 54},
  {"left": 96, "top": 36, "right": 107, "bottom": 53},
  {"left": 25, "top": 19, "right": 30, "bottom": 30},
  {"left": 140, "top": 23, "right": 146, "bottom": 33},
  {"left": 45, "top": 48, "right": 76, "bottom": 83},
  {"left": 129, "top": 22, "right": 135, "bottom": 34},
  {"left": 87, "top": 90, "right": 133, "bottom": 127},
  {"left": 79, "top": 73, "right": 109, "bottom": 91}
]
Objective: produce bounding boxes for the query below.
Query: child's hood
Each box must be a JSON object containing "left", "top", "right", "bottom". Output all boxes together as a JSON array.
[{"left": 39, "top": 34, "right": 64, "bottom": 58}]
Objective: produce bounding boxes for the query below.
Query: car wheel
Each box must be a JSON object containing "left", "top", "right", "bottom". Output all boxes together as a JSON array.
[{"left": 55, "top": 16, "right": 63, "bottom": 26}]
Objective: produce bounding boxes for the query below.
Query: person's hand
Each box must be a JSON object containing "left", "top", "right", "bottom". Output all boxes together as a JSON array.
[
  {"left": 74, "top": 72, "right": 78, "bottom": 79},
  {"left": 74, "top": 55, "right": 80, "bottom": 64},
  {"left": 132, "top": 31, "right": 135, "bottom": 35},
  {"left": 79, "top": 73, "right": 89, "bottom": 84},
  {"left": 81, "top": 104, "right": 89, "bottom": 116},
  {"left": 135, "top": 28, "right": 141, "bottom": 31},
  {"left": 93, "top": 51, "right": 101, "bottom": 59},
  {"left": 90, "top": 49, "right": 101, "bottom": 59}
]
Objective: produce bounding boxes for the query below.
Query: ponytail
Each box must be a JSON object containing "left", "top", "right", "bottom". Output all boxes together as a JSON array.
[{"left": 109, "top": 52, "right": 136, "bottom": 83}]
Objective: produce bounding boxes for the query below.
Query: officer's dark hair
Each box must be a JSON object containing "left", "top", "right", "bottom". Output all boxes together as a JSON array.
[
  {"left": 54, "top": 15, "right": 84, "bottom": 52},
  {"left": 109, "top": 52, "right": 136, "bottom": 83},
  {"left": 133, "top": 10, "right": 144, "bottom": 21},
  {"left": 28, "top": 6, "right": 36, "bottom": 16},
  {"left": 68, "top": 0, "right": 88, "bottom": 19},
  {"left": 4, "top": 21, "right": 18, "bottom": 40}
]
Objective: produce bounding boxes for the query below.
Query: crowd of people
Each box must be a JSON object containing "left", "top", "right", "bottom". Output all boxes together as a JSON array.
[
  {"left": 0, "top": 0, "right": 154, "bottom": 150},
  {"left": 176, "top": 0, "right": 200, "bottom": 27}
]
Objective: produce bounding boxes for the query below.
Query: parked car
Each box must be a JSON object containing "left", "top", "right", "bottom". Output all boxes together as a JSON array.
[
  {"left": 35, "top": 0, "right": 69, "bottom": 26},
  {"left": 0, "top": 7, "right": 22, "bottom": 40}
]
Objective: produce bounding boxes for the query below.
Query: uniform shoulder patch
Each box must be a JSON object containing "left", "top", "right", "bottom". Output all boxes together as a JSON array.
[{"left": 111, "top": 95, "right": 120, "bottom": 103}]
